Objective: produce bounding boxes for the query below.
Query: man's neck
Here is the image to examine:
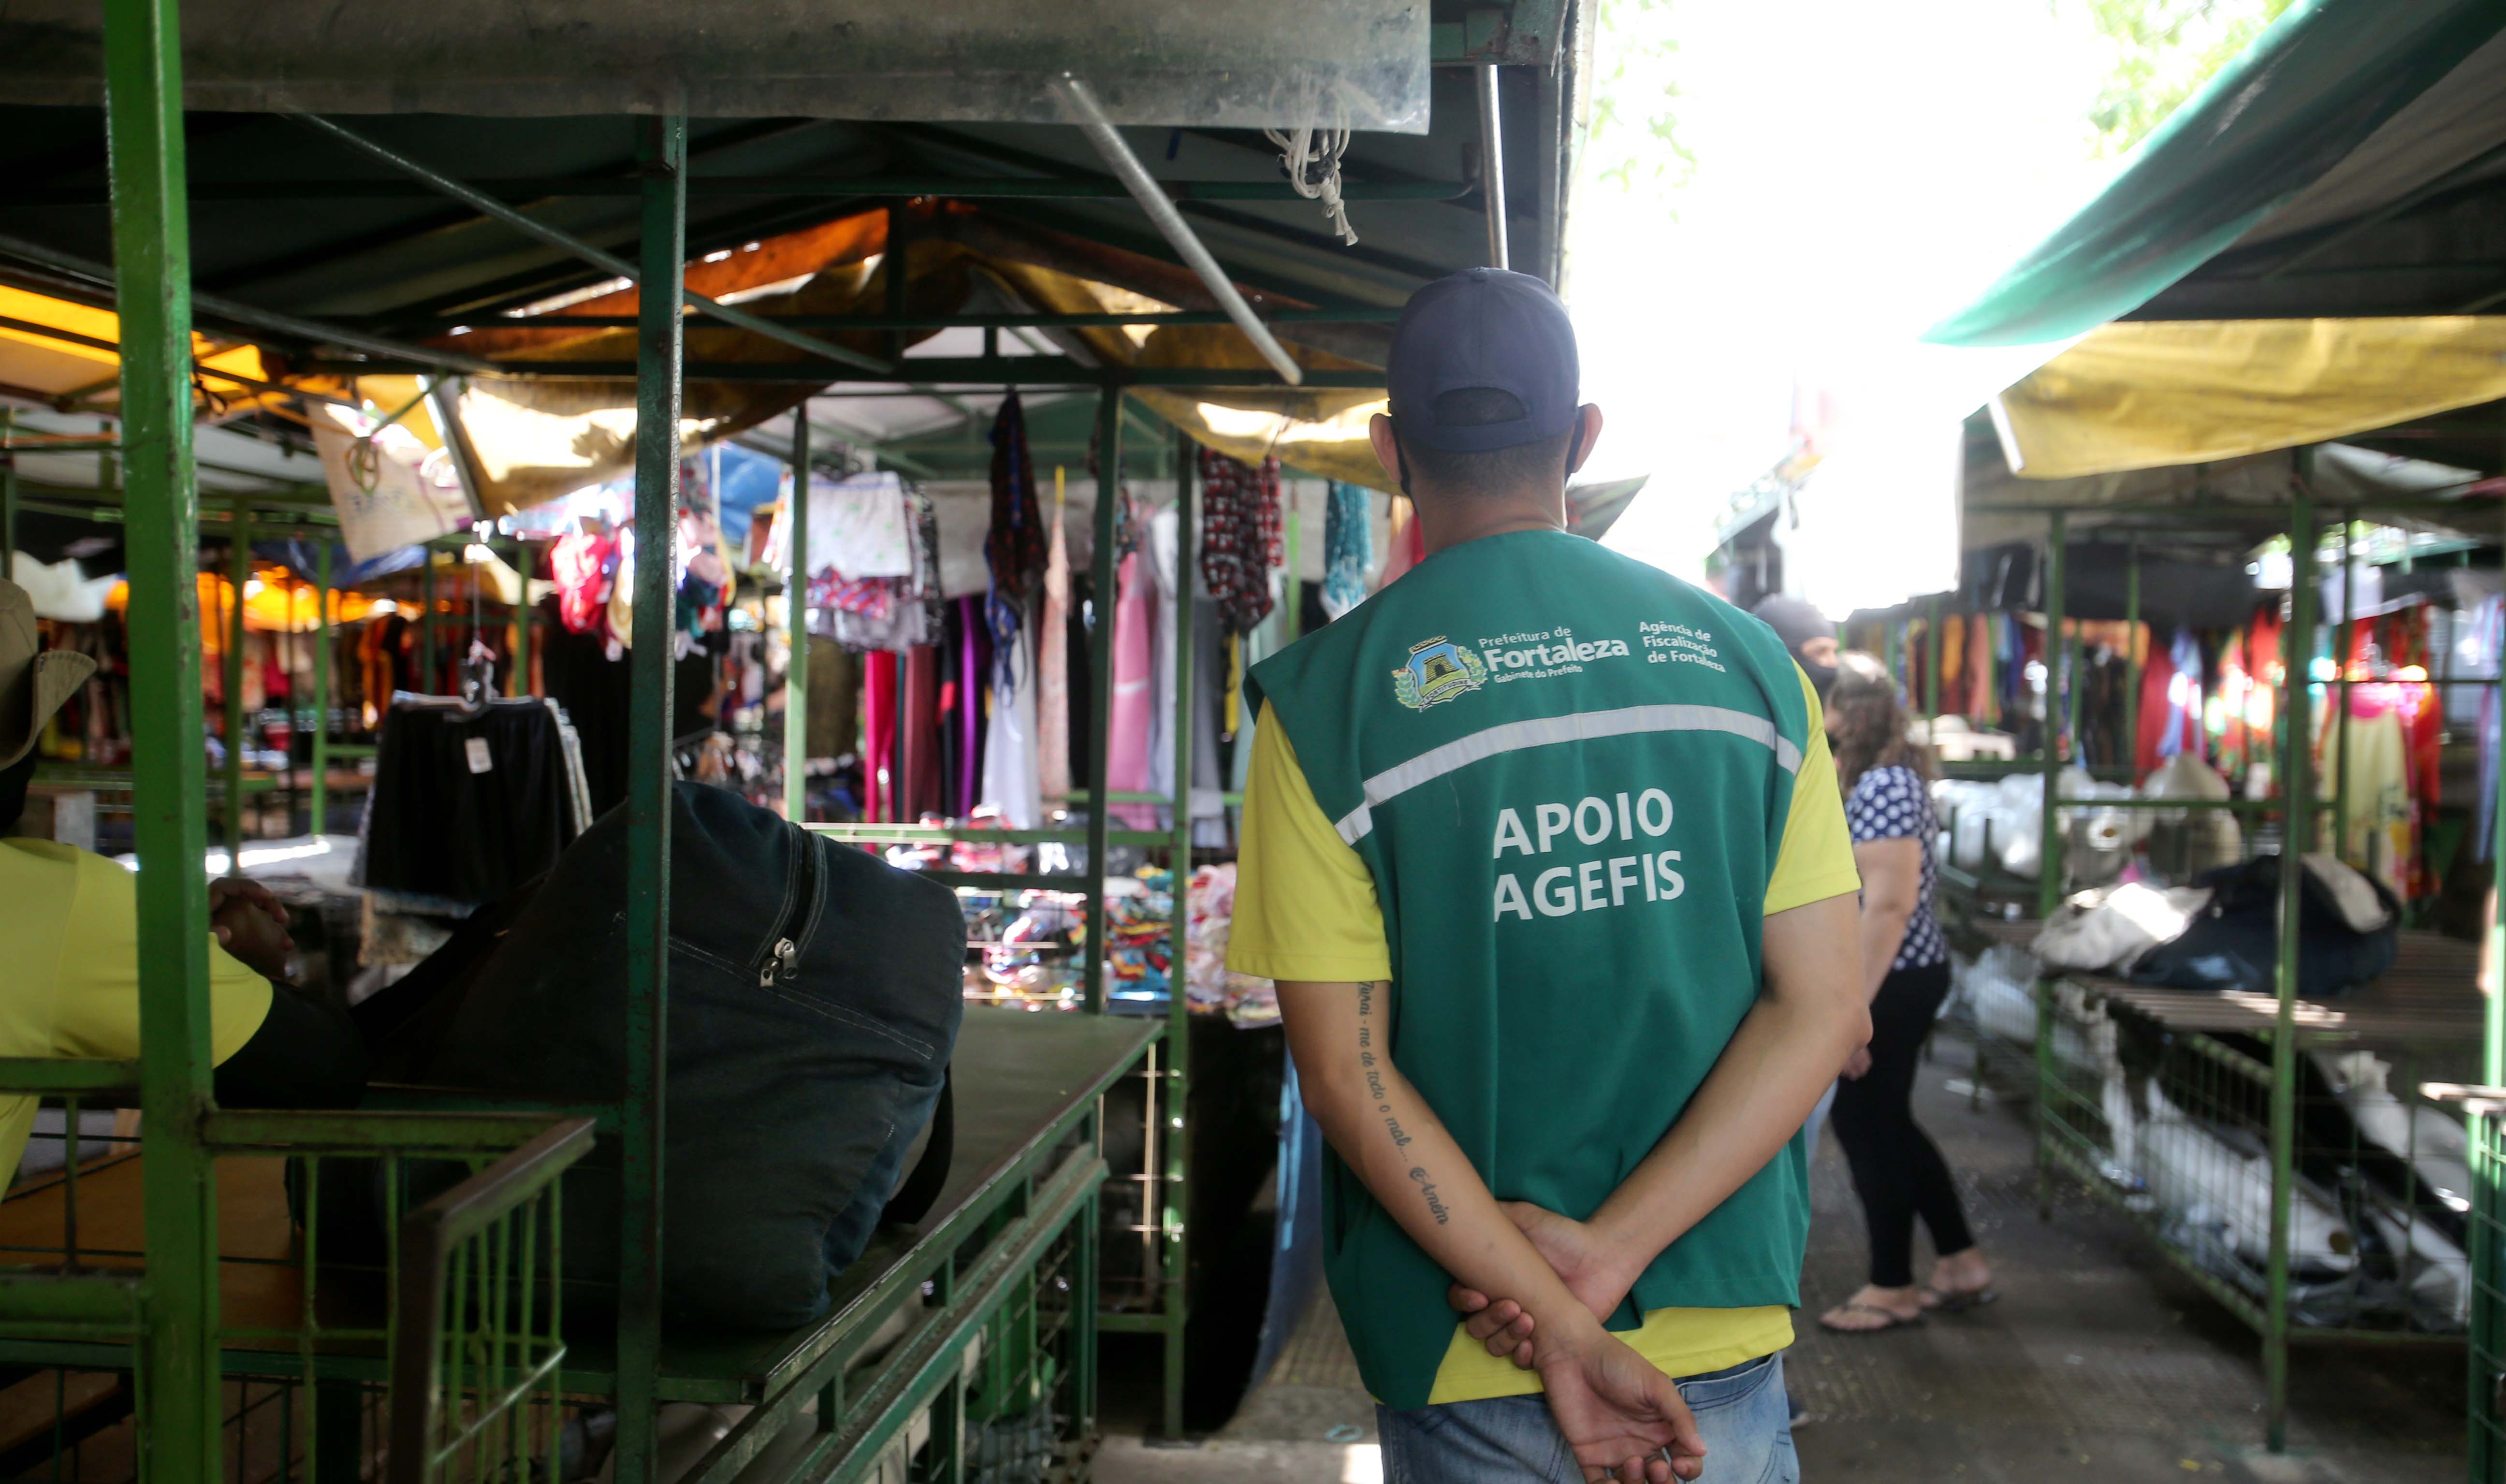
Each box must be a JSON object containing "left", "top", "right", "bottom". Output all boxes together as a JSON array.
[{"left": 1413, "top": 490, "right": 1568, "bottom": 557}]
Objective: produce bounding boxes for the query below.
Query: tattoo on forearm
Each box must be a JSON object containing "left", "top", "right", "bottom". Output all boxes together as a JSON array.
[
  {"left": 1410, "top": 1167, "right": 1452, "bottom": 1224},
  {"left": 1356, "top": 982, "right": 1442, "bottom": 1222}
]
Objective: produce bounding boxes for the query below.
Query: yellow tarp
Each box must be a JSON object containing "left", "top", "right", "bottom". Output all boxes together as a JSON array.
[
  {"left": 1998, "top": 317, "right": 2506, "bottom": 480},
  {"left": 0, "top": 284, "right": 274, "bottom": 408}
]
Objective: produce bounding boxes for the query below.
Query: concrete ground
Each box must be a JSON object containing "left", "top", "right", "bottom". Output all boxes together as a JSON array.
[{"left": 1095, "top": 1032, "right": 2465, "bottom": 1484}]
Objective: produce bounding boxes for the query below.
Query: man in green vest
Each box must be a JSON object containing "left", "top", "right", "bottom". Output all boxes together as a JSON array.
[{"left": 1229, "top": 270, "right": 1870, "bottom": 1483}]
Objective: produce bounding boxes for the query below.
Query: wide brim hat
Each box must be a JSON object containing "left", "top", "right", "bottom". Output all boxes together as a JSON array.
[{"left": 1, "top": 578, "right": 98, "bottom": 771}]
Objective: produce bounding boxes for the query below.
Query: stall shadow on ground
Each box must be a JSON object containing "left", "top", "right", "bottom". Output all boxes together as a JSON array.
[{"left": 1095, "top": 1030, "right": 2462, "bottom": 1484}]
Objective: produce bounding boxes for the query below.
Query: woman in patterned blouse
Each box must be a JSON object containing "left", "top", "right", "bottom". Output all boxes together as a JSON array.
[{"left": 1817, "top": 652, "right": 1997, "bottom": 1333}]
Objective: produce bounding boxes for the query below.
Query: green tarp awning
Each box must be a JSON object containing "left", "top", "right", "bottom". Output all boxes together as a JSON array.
[{"left": 1923, "top": 0, "right": 2506, "bottom": 348}]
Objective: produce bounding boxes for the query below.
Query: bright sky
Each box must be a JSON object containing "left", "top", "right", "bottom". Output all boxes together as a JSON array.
[{"left": 1571, "top": 0, "right": 2126, "bottom": 590}]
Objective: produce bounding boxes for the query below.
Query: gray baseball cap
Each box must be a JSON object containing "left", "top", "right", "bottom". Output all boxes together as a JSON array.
[{"left": 1386, "top": 268, "right": 1581, "bottom": 453}]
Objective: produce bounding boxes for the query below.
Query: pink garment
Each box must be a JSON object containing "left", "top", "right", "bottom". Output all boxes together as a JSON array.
[
  {"left": 1106, "top": 551, "right": 1158, "bottom": 829},
  {"left": 1037, "top": 502, "right": 1072, "bottom": 800}
]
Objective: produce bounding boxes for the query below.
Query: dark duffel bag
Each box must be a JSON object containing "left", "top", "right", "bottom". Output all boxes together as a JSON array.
[
  {"left": 407, "top": 780, "right": 964, "bottom": 1331},
  {"left": 2125, "top": 852, "right": 2399, "bottom": 1001}
]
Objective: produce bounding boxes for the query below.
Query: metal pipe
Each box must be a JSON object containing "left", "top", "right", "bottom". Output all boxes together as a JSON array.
[
  {"left": 1476, "top": 64, "right": 1511, "bottom": 270},
  {"left": 1051, "top": 74, "right": 1304, "bottom": 387},
  {"left": 2477, "top": 472, "right": 2506, "bottom": 1484},
  {"left": 2264, "top": 468, "right": 2317, "bottom": 1454},
  {"left": 2037, "top": 511, "right": 2066, "bottom": 922},
  {"left": 0, "top": 409, "right": 16, "bottom": 562},
  {"left": 419, "top": 307, "right": 1404, "bottom": 333},
  {"left": 511, "top": 536, "right": 534, "bottom": 697},
  {"left": 785, "top": 411, "right": 812, "bottom": 823},
  {"left": 1162, "top": 423, "right": 1196, "bottom": 1441},
  {"left": 2335, "top": 510, "right": 2355, "bottom": 863},
  {"left": 614, "top": 112, "right": 687, "bottom": 1484},
  {"left": 288, "top": 113, "right": 890, "bottom": 376},
  {"left": 0, "top": 228, "right": 497, "bottom": 375},
  {"left": 2122, "top": 536, "right": 2139, "bottom": 779},
  {"left": 1924, "top": 595, "right": 1941, "bottom": 721},
  {"left": 16, "top": 175, "right": 1472, "bottom": 207},
  {"left": 300, "top": 355, "right": 1385, "bottom": 389},
  {"left": 1082, "top": 392, "right": 1124, "bottom": 1011},
  {"left": 105, "top": 0, "right": 225, "bottom": 1459},
  {"left": 224, "top": 501, "right": 249, "bottom": 874}
]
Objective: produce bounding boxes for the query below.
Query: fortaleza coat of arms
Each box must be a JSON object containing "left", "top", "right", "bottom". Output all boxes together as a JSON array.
[{"left": 1392, "top": 635, "right": 1487, "bottom": 710}]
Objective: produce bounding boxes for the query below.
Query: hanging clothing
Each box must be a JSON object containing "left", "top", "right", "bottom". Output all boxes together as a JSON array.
[
  {"left": 901, "top": 644, "right": 943, "bottom": 821},
  {"left": 801, "top": 635, "right": 859, "bottom": 764},
  {"left": 1107, "top": 551, "right": 1159, "bottom": 829},
  {"left": 2135, "top": 628, "right": 2205, "bottom": 779},
  {"left": 979, "top": 629, "right": 1044, "bottom": 830},
  {"left": 2321, "top": 703, "right": 2412, "bottom": 899},
  {"left": 1197, "top": 449, "right": 1281, "bottom": 635},
  {"left": 1321, "top": 480, "right": 1373, "bottom": 619},
  {"left": 1037, "top": 497, "right": 1073, "bottom": 802},
  {"left": 862, "top": 650, "right": 899, "bottom": 822},
  {"left": 984, "top": 393, "right": 1047, "bottom": 673}
]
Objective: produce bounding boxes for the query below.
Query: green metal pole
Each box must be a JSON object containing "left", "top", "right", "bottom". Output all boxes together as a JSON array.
[
  {"left": 512, "top": 538, "right": 534, "bottom": 698},
  {"left": 615, "top": 113, "right": 686, "bottom": 1484},
  {"left": 2478, "top": 493, "right": 2506, "bottom": 1484},
  {"left": 1161, "top": 426, "right": 1195, "bottom": 1440},
  {"left": 2122, "top": 537, "right": 2139, "bottom": 781},
  {"left": 1081, "top": 389, "right": 1121, "bottom": 1014},
  {"left": 785, "top": 413, "right": 811, "bottom": 822},
  {"left": 311, "top": 541, "right": 330, "bottom": 837},
  {"left": 2034, "top": 512, "right": 2066, "bottom": 1222},
  {"left": 0, "top": 408, "right": 16, "bottom": 564},
  {"left": 225, "top": 499, "right": 249, "bottom": 873},
  {"left": 420, "top": 548, "right": 437, "bottom": 690},
  {"left": 1284, "top": 506, "right": 1303, "bottom": 642},
  {"left": 2334, "top": 511, "right": 2354, "bottom": 872},
  {"left": 104, "top": 0, "right": 224, "bottom": 1468},
  {"left": 2264, "top": 469, "right": 2317, "bottom": 1454},
  {"left": 1923, "top": 595, "right": 1941, "bottom": 721},
  {"left": 2037, "top": 512, "right": 2067, "bottom": 921}
]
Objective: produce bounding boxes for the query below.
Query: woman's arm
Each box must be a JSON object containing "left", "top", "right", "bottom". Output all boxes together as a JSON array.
[{"left": 1852, "top": 835, "right": 1923, "bottom": 1003}]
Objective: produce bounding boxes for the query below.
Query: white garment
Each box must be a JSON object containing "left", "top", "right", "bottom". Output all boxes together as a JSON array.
[
  {"left": 805, "top": 471, "right": 913, "bottom": 578},
  {"left": 978, "top": 631, "right": 1043, "bottom": 829}
]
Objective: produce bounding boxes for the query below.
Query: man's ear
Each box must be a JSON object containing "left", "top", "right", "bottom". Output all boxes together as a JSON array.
[
  {"left": 1567, "top": 405, "right": 1604, "bottom": 478},
  {"left": 1370, "top": 411, "right": 1412, "bottom": 496}
]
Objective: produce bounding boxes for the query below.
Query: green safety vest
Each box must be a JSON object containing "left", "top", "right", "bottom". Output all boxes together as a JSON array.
[{"left": 1247, "top": 529, "right": 1815, "bottom": 1411}]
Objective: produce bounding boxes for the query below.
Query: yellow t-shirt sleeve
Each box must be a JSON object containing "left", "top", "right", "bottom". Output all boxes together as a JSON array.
[
  {"left": 51, "top": 851, "right": 272, "bottom": 1065},
  {"left": 1763, "top": 666, "right": 1864, "bottom": 916},
  {"left": 1226, "top": 701, "right": 1394, "bottom": 983}
]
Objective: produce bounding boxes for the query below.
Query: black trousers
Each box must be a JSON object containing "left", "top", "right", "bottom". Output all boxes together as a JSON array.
[{"left": 1831, "top": 959, "right": 1973, "bottom": 1288}]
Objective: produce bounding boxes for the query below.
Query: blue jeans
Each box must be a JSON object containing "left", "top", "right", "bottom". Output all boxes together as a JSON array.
[{"left": 1377, "top": 1353, "right": 1797, "bottom": 1484}]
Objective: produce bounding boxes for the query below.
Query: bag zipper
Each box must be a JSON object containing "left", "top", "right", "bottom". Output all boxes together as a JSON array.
[{"left": 757, "top": 830, "right": 826, "bottom": 987}]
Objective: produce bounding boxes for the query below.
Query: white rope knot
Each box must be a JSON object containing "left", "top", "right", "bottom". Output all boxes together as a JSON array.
[{"left": 1267, "top": 108, "right": 1359, "bottom": 247}]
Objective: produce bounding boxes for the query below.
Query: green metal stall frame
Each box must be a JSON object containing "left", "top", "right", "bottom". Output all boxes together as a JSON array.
[
  {"left": 1934, "top": 477, "right": 2506, "bottom": 1455},
  {"left": 0, "top": 0, "right": 1488, "bottom": 1471}
]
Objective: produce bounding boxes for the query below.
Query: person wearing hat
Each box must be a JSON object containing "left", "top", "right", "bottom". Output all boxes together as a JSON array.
[
  {"left": 1750, "top": 596, "right": 1839, "bottom": 701},
  {"left": 1229, "top": 271, "right": 1868, "bottom": 1484},
  {"left": 0, "top": 577, "right": 366, "bottom": 1181}
]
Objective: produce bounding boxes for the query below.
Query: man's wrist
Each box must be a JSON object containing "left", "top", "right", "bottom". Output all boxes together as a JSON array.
[{"left": 1583, "top": 1204, "right": 1666, "bottom": 1291}]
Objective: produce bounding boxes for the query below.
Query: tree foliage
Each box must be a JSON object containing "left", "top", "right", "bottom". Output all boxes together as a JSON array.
[
  {"left": 1582, "top": 0, "right": 1695, "bottom": 194},
  {"left": 2068, "top": 0, "right": 2299, "bottom": 157}
]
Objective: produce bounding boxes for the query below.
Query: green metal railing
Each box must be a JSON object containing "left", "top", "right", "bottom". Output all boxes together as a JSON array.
[{"left": 386, "top": 1117, "right": 593, "bottom": 1484}]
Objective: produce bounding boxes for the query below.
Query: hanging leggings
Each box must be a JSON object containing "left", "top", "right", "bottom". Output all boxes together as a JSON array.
[{"left": 1831, "top": 959, "right": 1974, "bottom": 1288}]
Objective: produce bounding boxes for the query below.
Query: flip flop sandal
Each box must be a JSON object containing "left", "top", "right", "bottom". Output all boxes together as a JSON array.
[
  {"left": 1920, "top": 1285, "right": 2001, "bottom": 1314},
  {"left": 1817, "top": 1301, "right": 1924, "bottom": 1335}
]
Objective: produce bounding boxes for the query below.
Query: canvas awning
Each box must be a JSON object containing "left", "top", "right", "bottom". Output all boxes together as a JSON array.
[
  {"left": 1991, "top": 316, "right": 2506, "bottom": 480},
  {"left": 1926, "top": 0, "right": 2506, "bottom": 348}
]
